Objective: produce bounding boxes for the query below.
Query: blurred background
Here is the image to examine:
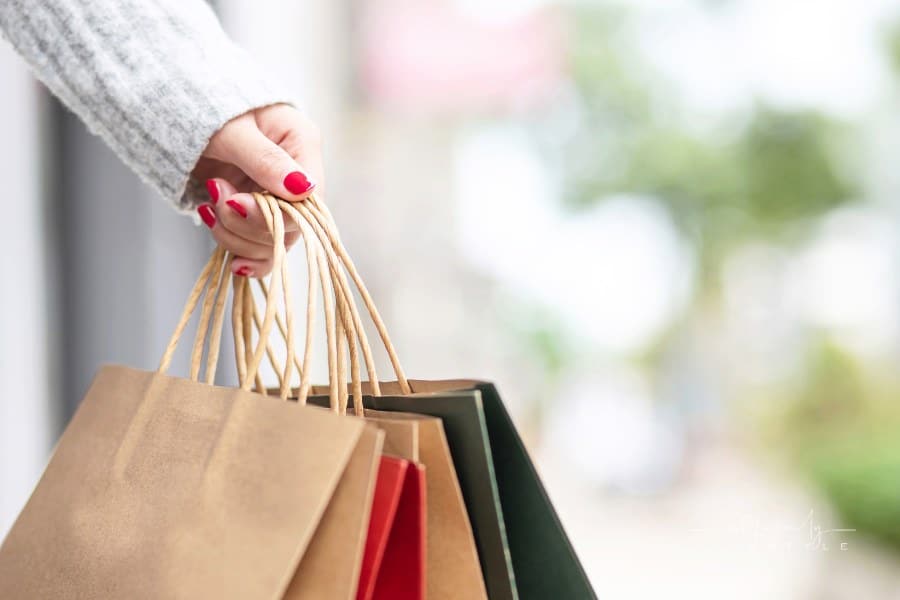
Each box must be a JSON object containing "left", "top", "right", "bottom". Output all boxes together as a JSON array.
[{"left": 4, "top": 0, "right": 900, "bottom": 597}]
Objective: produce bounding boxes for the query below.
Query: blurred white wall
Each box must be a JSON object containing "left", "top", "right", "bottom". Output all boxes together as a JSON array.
[{"left": 0, "top": 45, "right": 53, "bottom": 538}]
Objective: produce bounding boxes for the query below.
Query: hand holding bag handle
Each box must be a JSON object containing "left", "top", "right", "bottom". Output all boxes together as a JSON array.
[
  {"left": 175, "top": 190, "right": 412, "bottom": 413},
  {"left": 160, "top": 191, "right": 350, "bottom": 411}
]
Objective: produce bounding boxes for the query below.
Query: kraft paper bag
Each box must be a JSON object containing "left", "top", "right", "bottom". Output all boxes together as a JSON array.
[
  {"left": 0, "top": 365, "right": 380, "bottom": 600},
  {"left": 304, "top": 401, "right": 488, "bottom": 600},
  {"left": 363, "top": 410, "right": 488, "bottom": 600},
  {"left": 284, "top": 425, "right": 384, "bottom": 600}
]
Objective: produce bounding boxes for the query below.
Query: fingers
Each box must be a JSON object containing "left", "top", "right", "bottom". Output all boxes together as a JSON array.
[
  {"left": 197, "top": 204, "right": 273, "bottom": 260},
  {"left": 205, "top": 180, "right": 301, "bottom": 241},
  {"left": 199, "top": 179, "right": 302, "bottom": 277},
  {"left": 198, "top": 104, "right": 324, "bottom": 275},
  {"left": 218, "top": 192, "right": 277, "bottom": 244},
  {"left": 209, "top": 112, "right": 317, "bottom": 202}
]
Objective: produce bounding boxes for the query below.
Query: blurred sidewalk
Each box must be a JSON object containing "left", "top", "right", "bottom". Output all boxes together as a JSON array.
[{"left": 538, "top": 431, "right": 900, "bottom": 599}]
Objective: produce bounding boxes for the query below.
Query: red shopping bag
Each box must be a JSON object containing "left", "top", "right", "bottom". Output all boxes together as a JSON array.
[{"left": 358, "top": 456, "right": 426, "bottom": 600}]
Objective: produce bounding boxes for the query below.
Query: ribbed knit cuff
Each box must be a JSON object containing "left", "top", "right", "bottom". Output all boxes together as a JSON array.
[{"left": 0, "top": 0, "right": 296, "bottom": 213}]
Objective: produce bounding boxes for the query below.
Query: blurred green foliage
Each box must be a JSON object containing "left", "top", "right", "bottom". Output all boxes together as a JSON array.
[
  {"left": 559, "top": 6, "right": 858, "bottom": 278},
  {"left": 766, "top": 342, "right": 900, "bottom": 551},
  {"left": 804, "top": 437, "right": 900, "bottom": 551},
  {"left": 550, "top": 4, "right": 900, "bottom": 552}
]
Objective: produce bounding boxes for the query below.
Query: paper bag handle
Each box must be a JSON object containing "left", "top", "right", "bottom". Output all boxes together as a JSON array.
[
  {"left": 236, "top": 193, "right": 412, "bottom": 411},
  {"left": 247, "top": 209, "right": 366, "bottom": 413},
  {"left": 280, "top": 196, "right": 410, "bottom": 396},
  {"left": 159, "top": 190, "right": 410, "bottom": 414},
  {"left": 157, "top": 194, "right": 287, "bottom": 390}
]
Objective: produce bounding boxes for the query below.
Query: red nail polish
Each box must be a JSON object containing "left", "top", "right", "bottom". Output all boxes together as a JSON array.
[
  {"left": 198, "top": 204, "right": 216, "bottom": 228},
  {"left": 226, "top": 199, "right": 248, "bottom": 219},
  {"left": 205, "top": 179, "right": 219, "bottom": 204},
  {"left": 283, "top": 171, "right": 315, "bottom": 195},
  {"left": 235, "top": 266, "right": 252, "bottom": 277}
]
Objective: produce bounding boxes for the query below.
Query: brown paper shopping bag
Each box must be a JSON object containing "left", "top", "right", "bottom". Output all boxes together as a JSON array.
[
  {"left": 0, "top": 366, "right": 377, "bottom": 600},
  {"left": 360, "top": 411, "right": 488, "bottom": 600},
  {"left": 283, "top": 424, "right": 383, "bottom": 600},
  {"left": 0, "top": 196, "right": 384, "bottom": 599}
]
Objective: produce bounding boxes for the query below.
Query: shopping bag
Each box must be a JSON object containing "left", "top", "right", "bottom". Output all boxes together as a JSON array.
[
  {"left": 0, "top": 365, "right": 382, "bottom": 600},
  {"left": 359, "top": 411, "right": 488, "bottom": 600},
  {"left": 0, "top": 198, "right": 384, "bottom": 600},
  {"left": 282, "top": 422, "right": 383, "bottom": 600},
  {"left": 357, "top": 456, "right": 426, "bottom": 600}
]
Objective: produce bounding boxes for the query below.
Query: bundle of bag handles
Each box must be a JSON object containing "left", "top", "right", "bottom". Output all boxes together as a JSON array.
[{"left": 157, "top": 193, "right": 412, "bottom": 417}]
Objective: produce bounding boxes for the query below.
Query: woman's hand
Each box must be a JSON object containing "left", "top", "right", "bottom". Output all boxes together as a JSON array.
[{"left": 192, "top": 103, "right": 323, "bottom": 277}]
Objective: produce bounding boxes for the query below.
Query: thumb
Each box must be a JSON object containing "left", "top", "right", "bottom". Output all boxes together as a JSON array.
[{"left": 220, "top": 121, "right": 316, "bottom": 201}]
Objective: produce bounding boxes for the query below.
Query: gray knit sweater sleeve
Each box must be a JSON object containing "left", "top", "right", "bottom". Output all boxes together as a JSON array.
[{"left": 0, "top": 0, "right": 291, "bottom": 211}]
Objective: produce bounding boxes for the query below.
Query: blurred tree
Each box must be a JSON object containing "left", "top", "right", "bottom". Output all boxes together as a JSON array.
[{"left": 554, "top": 5, "right": 858, "bottom": 280}]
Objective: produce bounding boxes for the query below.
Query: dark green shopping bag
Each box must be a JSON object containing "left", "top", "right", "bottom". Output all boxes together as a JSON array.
[{"left": 344, "top": 380, "right": 596, "bottom": 600}]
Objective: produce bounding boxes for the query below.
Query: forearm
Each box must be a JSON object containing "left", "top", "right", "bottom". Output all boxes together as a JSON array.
[{"left": 0, "top": 0, "right": 290, "bottom": 211}]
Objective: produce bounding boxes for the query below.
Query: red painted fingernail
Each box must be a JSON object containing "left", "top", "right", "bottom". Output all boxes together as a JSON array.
[
  {"left": 235, "top": 266, "right": 252, "bottom": 277},
  {"left": 205, "top": 179, "right": 219, "bottom": 204},
  {"left": 283, "top": 171, "right": 315, "bottom": 195},
  {"left": 226, "top": 199, "right": 248, "bottom": 219},
  {"left": 198, "top": 204, "right": 216, "bottom": 228}
]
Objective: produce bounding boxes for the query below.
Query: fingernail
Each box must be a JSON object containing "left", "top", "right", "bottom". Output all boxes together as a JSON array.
[
  {"left": 283, "top": 171, "right": 315, "bottom": 195},
  {"left": 198, "top": 204, "right": 216, "bottom": 229},
  {"left": 205, "top": 179, "right": 219, "bottom": 204},
  {"left": 235, "top": 266, "right": 253, "bottom": 277},
  {"left": 226, "top": 199, "right": 248, "bottom": 219}
]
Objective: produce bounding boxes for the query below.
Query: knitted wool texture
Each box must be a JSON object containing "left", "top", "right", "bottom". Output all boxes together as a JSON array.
[{"left": 0, "top": 0, "right": 291, "bottom": 211}]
